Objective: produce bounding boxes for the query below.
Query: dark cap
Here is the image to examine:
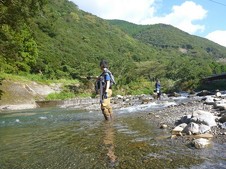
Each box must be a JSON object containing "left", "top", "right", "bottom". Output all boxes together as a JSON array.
[{"left": 100, "top": 60, "right": 108, "bottom": 68}]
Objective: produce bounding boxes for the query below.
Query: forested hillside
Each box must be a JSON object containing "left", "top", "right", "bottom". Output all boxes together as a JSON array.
[
  {"left": 1, "top": 0, "right": 226, "bottom": 96},
  {"left": 108, "top": 20, "right": 226, "bottom": 60},
  {"left": 31, "top": 0, "right": 160, "bottom": 84}
]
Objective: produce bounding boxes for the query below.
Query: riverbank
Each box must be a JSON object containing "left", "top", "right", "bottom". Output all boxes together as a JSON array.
[
  {"left": 139, "top": 100, "right": 226, "bottom": 144},
  {"left": 0, "top": 94, "right": 156, "bottom": 111}
]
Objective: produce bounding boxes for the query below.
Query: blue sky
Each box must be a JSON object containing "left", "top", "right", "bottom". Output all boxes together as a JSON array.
[{"left": 70, "top": 0, "right": 226, "bottom": 47}]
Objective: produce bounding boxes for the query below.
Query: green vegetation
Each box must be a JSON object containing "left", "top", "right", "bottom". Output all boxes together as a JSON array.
[
  {"left": 45, "top": 91, "right": 92, "bottom": 100},
  {"left": 1, "top": 0, "right": 226, "bottom": 100},
  {"left": 45, "top": 91, "right": 75, "bottom": 100},
  {"left": 108, "top": 20, "right": 226, "bottom": 60},
  {"left": 1, "top": 0, "right": 47, "bottom": 73}
]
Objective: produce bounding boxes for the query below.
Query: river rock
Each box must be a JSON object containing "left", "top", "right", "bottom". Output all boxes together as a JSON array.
[
  {"left": 213, "top": 99, "right": 226, "bottom": 110},
  {"left": 196, "top": 90, "right": 213, "bottom": 96},
  {"left": 142, "top": 98, "right": 150, "bottom": 104},
  {"left": 183, "top": 122, "right": 211, "bottom": 135},
  {"left": 190, "top": 110, "right": 217, "bottom": 127},
  {"left": 160, "top": 124, "right": 168, "bottom": 129},
  {"left": 215, "top": 91, "right": 222, "bottom": 97},
  {"left": 178, "top": 123, "right": 187, "bottom": 129},
  {"left": 183, "top": 122, "right": 200, "bottom": 134},
  {"left": 221, "top": 122, "right": 226, "bottom": 129},
  {"left": 139, "top": 95, "right": 153, "bottom": 104},
  {"left": 219, "top": 110, "right": 226, "bottom": 116},
  {"left": 219, "top": 114, "right": 226, "bottom": 123},
  {"left": 168, "top": 92, "right": 181, "bottom": 97},
  {"left": 192, "top": 138, "right": 211, "bottom": 149},
  {"left": 172, "top": 126, "right": 184, "bottom": 135},
  {"left": 199, "top": 124, "right": 211, "bottom": 134},
  {"left": 116, "top": 95, "right": 124, "bottom": 99},
  {"left": 202, "top": 96, "right": 215, "bottom": 105},
  {"left": 179, "top": 115, "right": 192, "bottom": 124}
]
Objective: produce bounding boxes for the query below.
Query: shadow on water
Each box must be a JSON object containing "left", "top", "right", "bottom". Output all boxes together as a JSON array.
[{"left": 0, "top": 106, "right": 225, "bottom": 169}]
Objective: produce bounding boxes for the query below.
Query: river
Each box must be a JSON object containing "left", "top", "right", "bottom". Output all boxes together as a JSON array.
[{"left": 0, "top": 97, "right": 225, "bottom": 169}]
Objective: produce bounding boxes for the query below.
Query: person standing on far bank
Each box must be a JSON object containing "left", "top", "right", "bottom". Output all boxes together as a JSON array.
[
  {"left": 97, "top": 60, "right": 113, "bottom": 121},
  {"left": 155, "top": 79, "right": 161, "bottom": 100}
]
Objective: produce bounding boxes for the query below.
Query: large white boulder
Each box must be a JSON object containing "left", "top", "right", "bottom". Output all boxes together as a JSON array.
[{"left": 191, "top": 110, "right": 217, "bottom": 127}]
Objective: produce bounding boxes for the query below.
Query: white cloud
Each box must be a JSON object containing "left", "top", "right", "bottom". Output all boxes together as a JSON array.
[
  {"left": 70, "top": 0, "right": 156, "bottom": 23},
  {"left": 206, "top": 30, "right": 226, "bottom": 47},
  {"left": 70, "top": 0, "right": 207, "bottom": 34},
  {"left": 140, "top": 1, "right": 207, "bottom": 34}
]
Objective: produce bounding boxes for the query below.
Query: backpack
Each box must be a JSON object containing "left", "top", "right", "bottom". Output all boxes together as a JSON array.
[
  {"left": 95, "top": 68, "right": 116, "bottom": 93},
  {"left": 103, "top": 68, "right": 116, "bottom": 86}
]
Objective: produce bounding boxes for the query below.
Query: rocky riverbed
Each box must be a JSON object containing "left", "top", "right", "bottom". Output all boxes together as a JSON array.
[
  {"left": 56, "top": 92, "right": 226, "bottom": 147},
  {"left": 139, "top": 100, "right": 226, "bottom": 146}
]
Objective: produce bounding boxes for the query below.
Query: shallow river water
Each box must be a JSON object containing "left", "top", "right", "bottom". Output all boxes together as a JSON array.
[{"left": 0, "top": 99, "right": 225, "bottom": 169}]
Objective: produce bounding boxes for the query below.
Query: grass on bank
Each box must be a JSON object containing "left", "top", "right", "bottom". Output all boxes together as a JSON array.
[
  {"left": 45, "top": 91, "right": 92, "bottom": 100},
  {"left": 0, "top": 73, "right": 79, "bottom": 85}
]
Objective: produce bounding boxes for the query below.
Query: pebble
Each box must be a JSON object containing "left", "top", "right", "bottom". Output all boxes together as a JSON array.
[{"left": 160, "top": 124, "right": 168, "bottom": 129}]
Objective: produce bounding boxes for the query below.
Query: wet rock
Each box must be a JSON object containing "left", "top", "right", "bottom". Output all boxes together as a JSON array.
[
  {"left": 220, "top": 122, "right": 226, "bottom": 129},
  {"left": 192, "top": 138, "right": 211, "bottom": 149},
  {"left": 178, "top": 123, "right": 187, "bottom": 129},
  {"left": 179, "top": 115, "right": 192, "bottom": 124},
  {"left": 172, "top": 126, "right": 184, "bottom": 135},
  {"left": 183, "top": 122, "right": 200, "bottom": 135},
  {"left": 168, "top": 92, "right": 181, "bottom": 97},
  {"left": 219, "top": 110, "right": 226, "bottom": 116},
  {"left": 202, "top": 96, "right": 215, "bottom": 105},
  {"left": 219, "top": 114, "right": 226, "bottom": 123},
  {"left": 213, "top": 99, "right": 226, "bottom": 110},
  {"left": 196, "top": 90, "right": 213, "bottom": 96}
]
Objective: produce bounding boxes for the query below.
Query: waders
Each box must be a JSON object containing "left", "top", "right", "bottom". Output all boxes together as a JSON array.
[{"left": 99, "top": 76, "right": 112, "bottom": 121}]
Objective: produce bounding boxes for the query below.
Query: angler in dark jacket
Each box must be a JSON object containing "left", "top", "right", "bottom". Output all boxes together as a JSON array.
[{"left": 97, "top": 60, "right": 114, "bottom": 120}]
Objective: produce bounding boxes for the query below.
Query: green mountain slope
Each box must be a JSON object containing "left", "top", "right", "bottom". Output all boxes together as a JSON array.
[
  {"left": 32, "top": 0, "right": 159, "bottom": 82},
  {"left": 108, "top": 20, "right": 226, "bottom": 60}
]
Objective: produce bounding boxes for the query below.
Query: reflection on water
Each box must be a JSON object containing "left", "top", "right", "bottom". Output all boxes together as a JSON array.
[
  {"left": 103, "top": 121, "right": 117, "bottom": 167},
  {"left": 0, "top": 106, "right": 225, "bottom": 169}
]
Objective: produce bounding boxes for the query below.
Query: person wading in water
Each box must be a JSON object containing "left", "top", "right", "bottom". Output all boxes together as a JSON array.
[{"left": 96, "top": 60, "right": 115, "bottom": 121}]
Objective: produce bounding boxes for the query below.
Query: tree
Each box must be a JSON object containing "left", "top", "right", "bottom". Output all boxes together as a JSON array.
[
  {"left": 1, "top": 0, "right": 47, "bottom": 29},
  {"left": 0, "top": 0, "right": 47, "bottom": 73}
]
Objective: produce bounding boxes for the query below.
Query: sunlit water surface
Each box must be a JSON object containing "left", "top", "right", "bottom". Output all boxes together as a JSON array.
[{"left": 0, "top": 99, "right": 225, "bottom": 169}]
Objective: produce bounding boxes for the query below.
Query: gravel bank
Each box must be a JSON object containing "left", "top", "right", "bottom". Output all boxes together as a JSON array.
[{"left": 140, "top": 100, "right": 226, "bottom": 144}]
